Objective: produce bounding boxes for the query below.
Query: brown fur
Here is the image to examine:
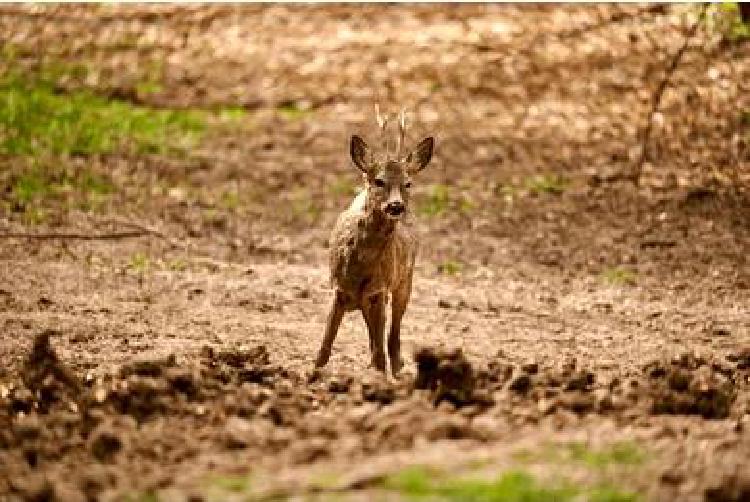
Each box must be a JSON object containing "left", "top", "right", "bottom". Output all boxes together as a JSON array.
[{"left": 315, "top": 114, "right": 434, "bottom": 374}]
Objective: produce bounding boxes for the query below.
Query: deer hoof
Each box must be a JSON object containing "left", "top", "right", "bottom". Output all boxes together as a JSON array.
[
  {"left": 315, "top": 351, "right": 330, "bottom": 368},
  {"left": 369, "top": 356, "right": 387, "bottom": 373},
  {"left": 391, "top": 359, "right": 403, "bottom": 375}
]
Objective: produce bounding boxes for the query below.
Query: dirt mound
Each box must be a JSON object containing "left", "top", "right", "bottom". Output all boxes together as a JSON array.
[
  {"left": 472, "top": 356, "right": 604, "bottom": 417},
  {"left": 484, "top": 351, "right": 746, "bottom": 421},
  {"left": 18, "top": 330, "right": 81, "bottom": 414},
  {"left": 644, "top": 354, "right": 737, "bottom": 419},
  {"left": 2, "top": 337, "right": 749, "bottom": 501},
  {"left": 0, "top": 339, "right": 302, "bottom": 499},
  {"left": 704, "top": 474, "right": 750, "bottom": 502},
  {"left": 201, "top": 344, "right": 270, "bottom": 368},
  {"left": 414, "top": 347, "right": 489, "bottom": 407},
  {"left": 727, "top": 347, "right": 750, "bottom": 371}
]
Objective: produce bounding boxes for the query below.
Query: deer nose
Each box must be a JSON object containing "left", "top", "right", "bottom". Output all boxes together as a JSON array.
[{"left": 385, "top": 201, "right": 405, "bottom": 216}]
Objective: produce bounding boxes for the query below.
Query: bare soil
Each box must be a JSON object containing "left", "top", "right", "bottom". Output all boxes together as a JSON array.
[{"left": 1, "top": 4, "right": 750, "bottom": 502}]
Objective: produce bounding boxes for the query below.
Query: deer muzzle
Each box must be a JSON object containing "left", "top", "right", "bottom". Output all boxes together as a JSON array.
[{"left": 384, "top": 201, "right": 405, "bottom": 218}]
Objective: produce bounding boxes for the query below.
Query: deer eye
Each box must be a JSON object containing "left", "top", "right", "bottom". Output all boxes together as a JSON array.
[
  {"left": 374, "top": 179, "right": 386, "bottom": 188},
  {"left": 403, "top": 181, "right": 412, "bottom": 189}
]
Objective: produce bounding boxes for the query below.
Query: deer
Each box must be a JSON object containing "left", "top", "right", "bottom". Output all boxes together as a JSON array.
[{"left": 315, "top": 107, "right": 434, "bottom": 375}]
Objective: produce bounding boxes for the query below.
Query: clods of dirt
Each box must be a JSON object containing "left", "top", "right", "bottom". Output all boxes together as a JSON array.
[
  {"left": 645, "top": 354, "right": 737, "bottom": 419},
  {"left": 413, "top": 346, "right": 484, "bottom": 407},
  {"left": 361, "top": 378, "right": 396, "bottom": 405},
  {"left": 508, "top": 372, "right": 533, "bottom": 394},
  {"left": 88, "top": 422, "right": 125, "bottom": 462},
  {"left": 727, "top": 347, "right": 750, "bottom": 370},
  {"left": 118, "top": 354, "right": 177, "bottom": 378},
  {"left": 21, "top": 330, "right": 80, "bottom": 413},
  {"left": 704, "top": 474, "right": 750, "bottom": 502},
  {"left": 1, "top": 338, "right": 303, "bottom": 499},
  {"left": 202, "top": 344, "right": 270, "bottom": 368}
]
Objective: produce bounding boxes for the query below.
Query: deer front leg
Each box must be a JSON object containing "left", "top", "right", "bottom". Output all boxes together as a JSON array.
[
  {"left": 389, "top": 278, "right": 411, "bottom": 375},
  {"left": 362, "top": 293, "right": 386, "bottom": 372},
  {"left": 315, "top": 291, "right": 346, "bottom": 368}
]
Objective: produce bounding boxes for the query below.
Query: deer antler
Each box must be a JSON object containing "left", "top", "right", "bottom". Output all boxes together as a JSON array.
[
  {"left": 375, "top": 104, "right": 388, "bottom": 131},
  {"left": 375, "top": 104, "right": 393, "bottom": 156},
  {"left": 396, "top": 108, "right": 407, "bottom": 158}
]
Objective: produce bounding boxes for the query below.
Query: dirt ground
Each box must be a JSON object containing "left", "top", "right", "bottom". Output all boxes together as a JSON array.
[{"left": 1, "top": 4, "right": 750, "bottom": 502}]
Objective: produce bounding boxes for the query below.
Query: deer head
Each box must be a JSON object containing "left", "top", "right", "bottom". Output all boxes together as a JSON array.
[{"left": 350, "top": 108, "right": 434, "bottom": 220}]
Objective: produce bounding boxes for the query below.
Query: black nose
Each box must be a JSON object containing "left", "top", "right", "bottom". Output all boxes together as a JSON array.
[{"left": 386, "top": 202, "right": 405, "bottom": 215}]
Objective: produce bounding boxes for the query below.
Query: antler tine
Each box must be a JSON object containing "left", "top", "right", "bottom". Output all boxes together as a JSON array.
[
  {"left": 375, "top": 104, "right": 388, "bottom": 131},
  {"left": 375, "top": 104, "right": 392, "bottom": 156},
  {"left": 397, "top": 108, "right": 407, "bottom": 157}
]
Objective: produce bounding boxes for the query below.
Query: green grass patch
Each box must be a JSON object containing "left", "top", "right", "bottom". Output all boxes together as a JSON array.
[
  {"left": 705, "top": 3, "right": 750, "bottom": 42},
  {"left": 0, "top": 71, "right": 206, "bottom": 156},
  {"left": 438, "top": 260, "right": 463, "bottom": 276},
  {"left": 135, "top": 59, "right": 165, "bottom": 97},
  {"left": 277, "top": 101, "right": 313, "bottom": 120},
  {"left": 122, "top": 492, "right": 160, "bottom": 502},
  {"left": 11, "top": 168, "right": 112, "bottom": 202},
  {"left": 135, "top": 80, "right": 163, "bottom": 96},
  {"left": 167, "top": 258, "right": 189, "bottom": 272},
  {"left": 288, "top": 188, "right": 322, "bottom": 223},
  {"left": 417, "top": 184, "right": 474, "bottom": 217},
  {"left": 37, "top": 60, "right": 91, "bottom": 86},
  {"left": 330, "top": 176, "right": 358, "bottom": 197},
  {"left": 219, "top": 190, "right": 240, "bottom": 210},
  {"left": 382, "top": 467, "right": 638, "bottom": 502},
  {"left": 513, "top": 441, "right": 646, "bottom": 470},
  {"left": 601, "top": 267, "right": 637, "bottom": 286},
  {"left": 459, "top": 196, "right": 476, "bottom": 215},
  {"left": 216, "top": 106, "right": 247, "bottom": 123},
  {"left": 567, "top": 441, "right": 645, "bottom": 468},
  {"left": 588, "top": 488, "right": 641, "bottom": 502},
  {"left": 524, "top": 174, "right": 569, "bottom": 195},
  {"left": 494, "top": 183, "right": 518, "bottom": 204},
  {"left": 11, "top": 170, "right": 48, "bottom": 204},
  {"left": 128, "top": 252, "right": 150, "bottom": 274},
  {"left": 418, "top": 184, "right": 451, "bottom": 217},
  {"left": 208, "top": 475, "right": 251, "bottom": 493},
  {"left": 3, "top": 162, "right": 115, "bottom": 216}
]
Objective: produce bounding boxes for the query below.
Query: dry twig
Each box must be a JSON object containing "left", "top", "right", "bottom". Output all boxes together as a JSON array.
[
  {"left": 0, "top": 230, "right": 148, "bottom": 240},
  {"left": 630, "top": 4, "right": 708, "bottom": 185}
]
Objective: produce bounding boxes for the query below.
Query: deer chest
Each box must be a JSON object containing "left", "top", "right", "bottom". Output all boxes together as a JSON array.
[{"left": 330, "top": 220, "right": 415, "bottom": 299}]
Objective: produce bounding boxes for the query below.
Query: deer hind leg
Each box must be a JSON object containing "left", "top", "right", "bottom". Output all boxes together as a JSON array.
[
  {"left": 361, "top": 293, "right": 386, "bottom": 372},
  {"left": 388, "top": 276, "right": 412, "bottom": 375},
  {"left": 315, "top": 290, "right": 346, "bottom": 368}
]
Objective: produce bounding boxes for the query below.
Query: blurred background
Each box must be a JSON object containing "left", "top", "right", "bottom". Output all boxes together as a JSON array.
[{"left": 0, "top": 3, "right": 747, "bottom": 280}]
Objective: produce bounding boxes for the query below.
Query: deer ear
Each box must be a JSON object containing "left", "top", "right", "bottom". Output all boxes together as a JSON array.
[
  {"left": 409, "top": 137, "right": 434, "bottom": 173},
  {"left": 350, "top": 135, "right": 370, "bottom": 173}
]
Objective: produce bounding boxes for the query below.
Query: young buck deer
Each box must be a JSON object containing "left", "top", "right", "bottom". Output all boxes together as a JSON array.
[{"left": 315, "top": 108, "right": 434, "bottom": 375}]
